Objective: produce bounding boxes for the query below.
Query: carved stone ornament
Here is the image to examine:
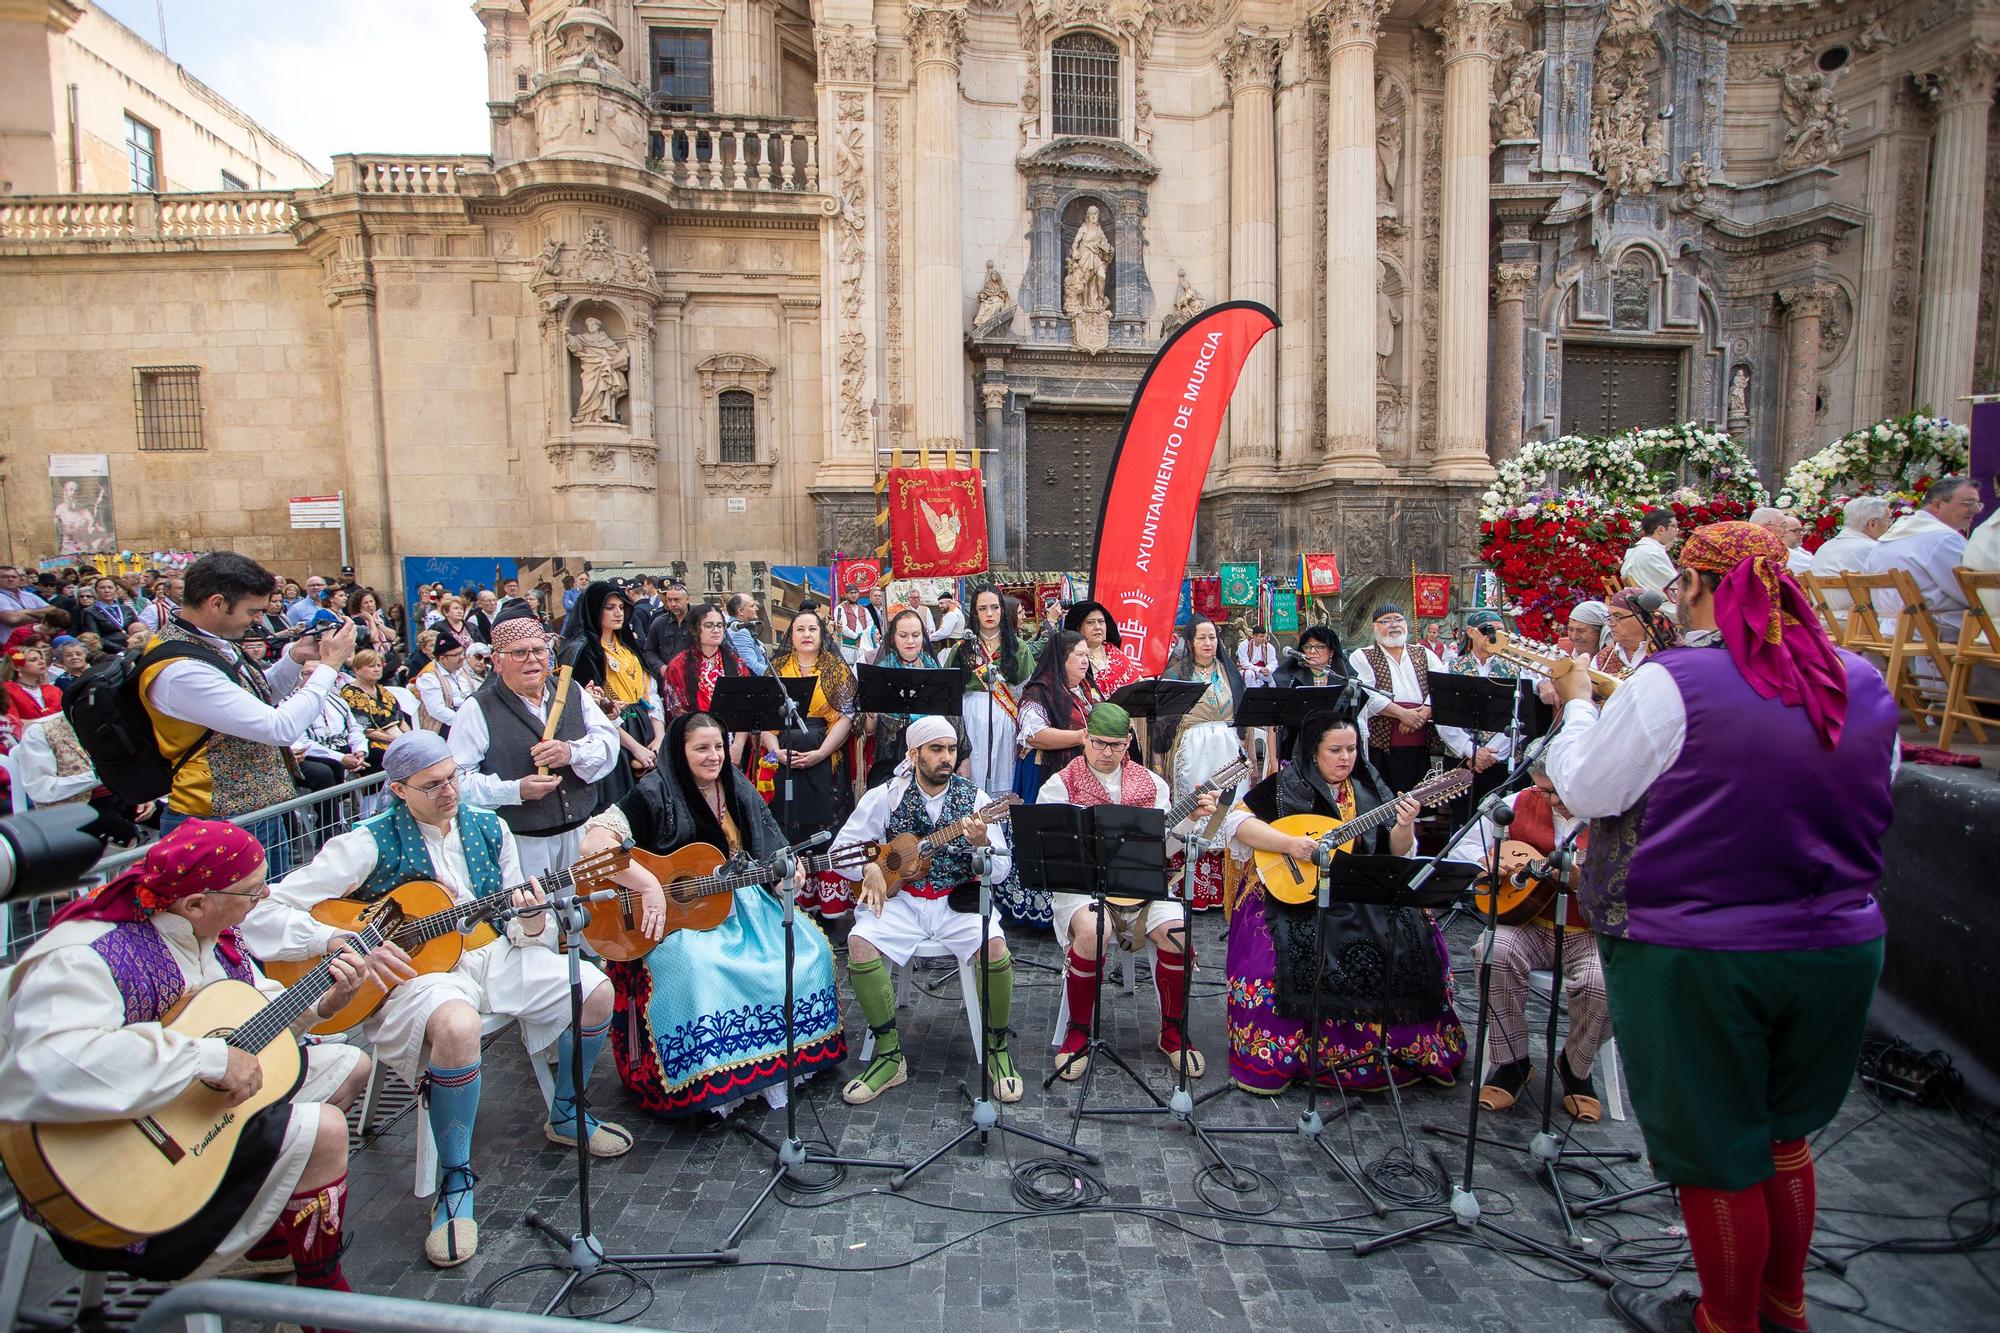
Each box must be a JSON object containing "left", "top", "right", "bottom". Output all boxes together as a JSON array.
[
  {"left": 981, "top": 382, "right": 1010, "bottom": 413},
  {"left": 1318, "top": 0, "right": 1394, "bottom": 50},
  {"left": 1492, "top": 261, "right": 1537, "bottom": 304},
  {"left": 973, "top": 261, "right": 1015, "bottom": 334},
  {"left": 1220, "top": 26, "right": 1284, "bottom": 96},
  {"left": 1769, "top": 43, "right": 1849, "bottom": 173},
  {"left": 1062, "top": 204, "right": 1115, "bottom": 354},
  {"left": 830, "top": 90, "right": 870, "bottom": 454},
  {"left": 576, "top": 223, "right": 618, "bottom": 285},
  {"left": 1676, "top": 151, "right": 1713, "bottom": 209},
  {"left": 1590, "top": 0, "right": 1667, "bottom": 197},
  {"left": 696, "top": 352, "right": 779, "bottom": 491},
  {"left": 1490, "top": 36, "right": 1546, "bottom": 141},
  {"left": 1437, "top": 0, "right": 1501, "bottom": 63},
  {"left": 907, "top": 3, "right": 967, "bottom": 66},
  {"left": 1160, "top": 269, "right": 1206, "bottom": 337},
  {"left": 1918, "top": 43, "right": 2000, "bottom": 112},
  {"left": 1376, "top": 75, "right": 1403, "bottom": 220},
  {"left": 1779, "top": 281, "right": 1837, "bottom": 323},
  {"left": 817, "top": 24, "right": 876, "bottom": 83}
]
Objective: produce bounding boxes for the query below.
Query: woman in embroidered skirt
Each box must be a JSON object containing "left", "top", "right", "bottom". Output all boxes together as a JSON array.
[
  {"left": 581, "top": 711, "right": 845, "bottom": 1120},
  {"left": 1157, "top": 619, "right": 1249, "bottom": 911},
  {"left": 660, "top": 603, "right": 747, "bottom": 767},
  {"left": 1219, "top": 712, "right": 1467, "bottom": 1093},
  {"left": 763, "top": 610, "right": 859, "bottom": 928},
  {"left": 570, "top": 582, "right": 666, "bottom": 812}
]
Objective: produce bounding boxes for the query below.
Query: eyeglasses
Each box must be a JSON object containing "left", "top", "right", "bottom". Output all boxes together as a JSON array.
[
  {"left": 199, "top": 882, "right": 269, "bottom": 899},
  {"left": 399, "top": 772, "right": 460, "bottom": 797},
  {"left": 1085, "top": 736, "right": 1129, "bottom": 749},
  {"left": 496, "top": 646, "right": 549, "bottom": 661}
]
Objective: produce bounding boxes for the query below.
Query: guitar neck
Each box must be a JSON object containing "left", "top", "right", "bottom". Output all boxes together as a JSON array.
[
  {"left": 1165, "top": 763, "right": 1246, "bottom": 827},
  {"left": 919, "top": 801, "right": 1015, "bottom": 857},
  {"left": 231, "top": 920, "right": 384, "bottom": 1053},
  {"left": 399, "top": 867, "right": 576, "bottom": 949}
]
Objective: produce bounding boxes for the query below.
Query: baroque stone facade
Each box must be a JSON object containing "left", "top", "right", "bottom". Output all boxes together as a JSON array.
[{"left": 0, "top": 0, "right": 1995, "bottom": 588}]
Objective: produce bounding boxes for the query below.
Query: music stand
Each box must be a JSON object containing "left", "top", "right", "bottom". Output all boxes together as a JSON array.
[
  {"left": 854, "top": 665, "right": 963, "bottom": 718},
  {"left": 1205, "top": 853, "right": 1475, "bottom": 1216},
  {"left": 1238, "top": 685, "right": 1353, "bottom": 763},
  {"left": 1107, "top": 678, "right": 1206, "bottom": 769},
  {"left": 1427, "top": 674, "right": 1518, "bottom": 734}
]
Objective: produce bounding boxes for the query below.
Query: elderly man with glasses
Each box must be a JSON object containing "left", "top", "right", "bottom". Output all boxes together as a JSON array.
[
  {"left": 243, "top": 731, "right": 637, "bottom": 1270},
  {"left": 1350, "top": 603, "right": 1448, "bottom": 795}
]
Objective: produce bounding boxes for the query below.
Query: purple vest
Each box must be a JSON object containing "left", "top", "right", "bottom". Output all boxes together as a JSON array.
[
  {"left": 1577, "top": 645, "right": 1896, "bottom": 951},
  {"left": 88, "top": 920, "right": 255, "bottom": 1026}
]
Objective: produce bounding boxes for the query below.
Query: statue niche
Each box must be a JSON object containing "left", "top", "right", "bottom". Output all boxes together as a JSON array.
[
  {"left": 1061, "top": 199, "right": 1116, "bottom": 356},
  {"left": 566, "top": 304, "right": 630, "bottom": 426}
]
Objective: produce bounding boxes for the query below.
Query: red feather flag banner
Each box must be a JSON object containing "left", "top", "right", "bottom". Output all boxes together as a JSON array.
[
  {"left": 886, "top": 467, "right": 988, "bottom": 577},
  {"left": 1089, "top": 302, "right": 1280, "bottom": 677}
]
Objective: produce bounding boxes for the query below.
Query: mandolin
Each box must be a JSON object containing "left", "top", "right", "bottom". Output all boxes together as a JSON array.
[
  {"left": 583, "top": 840, "right": 880, "bottom": 961},
  {"left": 0, "top": 910, "right": 400, "bottom": 1247},
  {"left": 1470, "top": 838, "right": 1590, "bottom": 929},
  {"left": 1253, "top": 768, "right": 1474, "bottom": 905},
  {"left": 1106, "top": 753, "right": 1253, "bottom": 911},
  {"left": 1483, "top": 631, "right": 1623, "bottom": 699},
  {"left": 262, "top": 844, "right": 630, "bottom": 1035},
  {"left": 881, "top": 794, "right": 1023, "bottom": 895}
]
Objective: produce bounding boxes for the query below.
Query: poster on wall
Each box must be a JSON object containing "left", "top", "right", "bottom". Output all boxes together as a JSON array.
[{"left": 48, "top": 455, "right": 116, "bottom": 556}]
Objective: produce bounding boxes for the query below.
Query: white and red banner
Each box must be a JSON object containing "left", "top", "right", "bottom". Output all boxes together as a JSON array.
[{"left": 1089, "top": 302, "right": 1279, "bottom": 677}]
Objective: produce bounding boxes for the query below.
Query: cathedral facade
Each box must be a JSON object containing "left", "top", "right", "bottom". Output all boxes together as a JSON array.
[{"left": 0, "top": 0, "right": 1994, "bottom": 591}]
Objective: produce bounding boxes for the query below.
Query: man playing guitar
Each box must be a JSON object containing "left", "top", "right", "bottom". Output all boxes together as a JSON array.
[
  {"left": 0, "top": 821, "right": 371, "bottom": 1303},
  {"left": 1040, "top": 703, "right": 1217, "bottom": 1082},
  {"left": 1444, "top": 760, "right": 1609, "bottom": 1121}
]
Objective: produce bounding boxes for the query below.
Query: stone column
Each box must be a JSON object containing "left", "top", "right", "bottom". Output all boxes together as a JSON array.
[
  {"left": 1489, "top": 262, "right": 1537, "bottom": 460},
  {"left": 1780, "top": 282, "right": 1835, "bottom": 467},
  {"left": 981, "top": 381, "right": 1008, "bottom": 561},
  {"left": 1223, "top": 27, "right": 1285, "bottom": 471},
  {"left": 1433, "top": 0, "right": 1502, "bottom": 479},
  {"left": 909, "top": 3, "right": 967, "bottom": 451},
  {"left": 1913, "top": 44, "right": 1998, "bottom": 415},
  {"left": 1323, "top": 0, "right": 1391, "bottom": 474},
  {"left": 318, "top": 245, "right": 396, "bottom": 588}
]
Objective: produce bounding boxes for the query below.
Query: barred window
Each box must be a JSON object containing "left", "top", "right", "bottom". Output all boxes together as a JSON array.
[
  {"left": 124, "top": 113, "right": 159, "bottom": 192},
  {"left": 717, "top": 389, "right": 756, "bottom": 463},
  {"left": 219, "top": 170, "right": 247, "bottom": 191},
  {"left": 650, "top": 28, "right": 714, "bottom": 113},
  {"left": 1051, "top": 33, "right": 1119, "bottom": 138},
  {"left": 134, "top": 366, "right": 204, "bottom": 451}
]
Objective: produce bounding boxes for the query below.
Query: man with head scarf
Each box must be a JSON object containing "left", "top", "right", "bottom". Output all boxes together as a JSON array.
[
  {"left": 1565, "top": 600, "right": 1610, "bottom": 660},
  {"left": 1039, "top": 703, "right": 1217, "bottom": 1082},
  {"left": 0, "top": 820, "right": 371, "bottom": 1292},
  {"left": 830, "top": 713, "right": 1022, "bottom": 1106},
  {"left": 1350, "top": 603, "right": 1446, "bottom": 794},
  {"left": 243, "top": 731, "right": 635, "bottom": 1269},
  {"left": 1545, "top": 521, "right": 1898, "bottom": 1333},
  {"left": 448, "top": 604, "right": 623, "bottom": 884}
]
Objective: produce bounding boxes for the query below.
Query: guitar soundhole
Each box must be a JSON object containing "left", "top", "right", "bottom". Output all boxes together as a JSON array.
[{"left": 668, "top": 882, "right": 694, "bottom": 905}]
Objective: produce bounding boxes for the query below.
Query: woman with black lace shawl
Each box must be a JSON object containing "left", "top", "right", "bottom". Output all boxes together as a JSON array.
[
  {"left": 567, "top": 581, "right": 664, "bottom": 813},
  {"left": 1216, "top": 711, "right": 1467, "bottom": 1093},
  {"left": 579, "top": 711, "right": 845, "bottom": 1120}
]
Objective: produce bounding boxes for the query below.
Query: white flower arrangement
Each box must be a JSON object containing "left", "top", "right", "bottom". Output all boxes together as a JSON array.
[
  {"left": 1775, "top": 413, "right": 1971, "bottom": 513},
  {"left": 1618, "top": 423, "right": 1769, "bottom": 508},
  {"left": 1482, "top": 433, "right": 1652, "bottom": 519}
]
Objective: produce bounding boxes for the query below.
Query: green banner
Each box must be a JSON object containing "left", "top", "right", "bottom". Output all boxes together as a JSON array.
[
  {"left": 1220, "top": 562, "right": 1259, "bottom": 607},
  {"left": 1268, "top": 591, "right": 1299, "bottom": 632}
]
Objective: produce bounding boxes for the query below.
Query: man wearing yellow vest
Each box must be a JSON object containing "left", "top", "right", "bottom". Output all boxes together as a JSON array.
[{"left": 141, "top": 551, "right": 356, "bottom": 875}]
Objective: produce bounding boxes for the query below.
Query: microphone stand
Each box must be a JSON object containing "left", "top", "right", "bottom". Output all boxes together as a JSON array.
[
  {"left": 724, "top": 836, "right": 908, "bottom": 1247},
  {"left": 509, "top": 885, "right": 735, "bottom": 1315}
]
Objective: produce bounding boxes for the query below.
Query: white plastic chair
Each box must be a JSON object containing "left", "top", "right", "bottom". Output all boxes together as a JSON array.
[
  {"left": 1483, "top": 968, "right": 1625, "bottom": 1122},
  {"left": 857, "top": 940, "right": 983, "bottom": 1061}
]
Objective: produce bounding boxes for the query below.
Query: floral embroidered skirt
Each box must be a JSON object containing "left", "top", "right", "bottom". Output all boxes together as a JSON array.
[
  {"left": 607, "top": 883, "right": 846, "bottom": 1119},
  {"left": 1224, "top": 886, "right": 1466, "bottom": 1093}
]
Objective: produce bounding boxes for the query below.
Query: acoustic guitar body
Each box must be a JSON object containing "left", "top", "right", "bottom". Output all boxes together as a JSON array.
[
  {"left": 580, "top": 844, "right": 736, "bottom": 960},
  {"left": 1252, "top": 814, "right": 1359, "bottom": 906},
  {"left": 1470, "top": 839, "right": 1575, "bottom": 927},
  {"left": 262, "top": 879, "right": 486, "bottom": 1035},
  {"left": 880, "top": 833, "right": 929, "bottom": 894},
  {"left": 0, "top": 979, "right": 304, "bottom": 1247}
]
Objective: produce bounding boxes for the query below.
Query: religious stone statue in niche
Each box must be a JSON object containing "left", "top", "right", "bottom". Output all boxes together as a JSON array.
[
  {"left": 1491, "top": 42, "right": 1547, "bottom": 142},
  {"left": 1772, "top": 44, "right": 1849, "bottom": 173},
  {"left": 567, "top": 316, "right": 630, "bottom": 424},
  {"left": 1612, "top": 253, "right": 1652, "bottom": 331},
  {"left": 1728, "top": 366, "right": 1751, "bottom": 425},
  {"left": 1063, "top": 205, "right": 1115, "bottom": 355},
  {"left": 1376, "top": 79, "right": 1403, "bottom": 219},
  {"left": 973, "top": 260, "right": 1013, "bottom": 333},
  {"left": 1377, "top": 260, "right": 1401, "bottom": 378}
]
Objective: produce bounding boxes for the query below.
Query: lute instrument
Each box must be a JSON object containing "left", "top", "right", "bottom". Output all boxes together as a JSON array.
[
  {"left": 1469, "top": 837, "right": 1590, "bottom": 929},
  {"left": 880, "top": 794, "right": 1023, "bottom": 895},
  {"left": 0, "top": 910, "right": 401, "bottom": 1247},
  {"left": 1253, "top": 768, "right": 1473, "bottom": 905},
  {"left": 1482, "top": 630, "right": 1623, "bottom": 699},
  {"left": 1105, "top": 752, "right": 1253, "bottom": 913},
  {"left": 262, "top": 844, "right": 630, "bottom": 1035},
  {"left": 583, "top": 840, "right": 881, "bottom": 960}
]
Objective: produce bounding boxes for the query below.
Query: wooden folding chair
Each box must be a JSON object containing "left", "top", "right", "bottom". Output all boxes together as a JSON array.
[
  {"left": 1844, "top": 569, "right": 1955, "bottom": 730},
  {"left": 1799, "top": 572, "right": 1847, "bottom": 646},
  {"left": 1939, "top": 569, "right": 2000, "bottom": 751},
  {"left": 1838, "top": 571, "right": 1898, "bottom": 663}
]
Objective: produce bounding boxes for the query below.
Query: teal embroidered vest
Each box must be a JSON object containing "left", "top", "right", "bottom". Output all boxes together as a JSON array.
[
  {"left": 885, "top": 776, "right": 979, "bottom": 901},
  {"left": 356, "top": 802, "right": 508, "bottom": 902}
]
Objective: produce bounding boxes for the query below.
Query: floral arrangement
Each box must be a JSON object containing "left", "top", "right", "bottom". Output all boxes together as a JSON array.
[
  {"left": 1478, "top": 493, "right": 1639, "bottom": 640},
  {"left": 1621, "top": 423, "right": 1769, "bottom": 509},
  {"left": 1775, "top": 413, "right": 1970, "bottom": 546},
  {"left": 1481, "top": 434, "right": 1651, "bottom": 518}
]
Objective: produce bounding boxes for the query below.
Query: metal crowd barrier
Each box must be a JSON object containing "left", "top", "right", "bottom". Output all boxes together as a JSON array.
[
  {"left": 0, "top": 773, "right": 387, "bottom": 967},
  {"left": 131, "top": 1280, "right": 671, "bottom": 1333}
]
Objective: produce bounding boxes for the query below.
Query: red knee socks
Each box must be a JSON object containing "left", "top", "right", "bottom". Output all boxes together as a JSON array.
[
  {"left": 1678, "top": 1182, "right": 1769, "bottom": 1333},
  {"left": 1154, "top": 950, "right": 1188, "bottom": 1051},
  {"left": 1062, "top": 946, "right": 1099, "bottom": 1053},
  {"left": 1758, "top": 1139, "right": 1816, "bottom": 1331}
]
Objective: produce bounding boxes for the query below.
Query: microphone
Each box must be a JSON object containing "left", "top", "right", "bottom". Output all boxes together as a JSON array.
[
  {"left": 1630, "top": 589, "right": 1670, "bottom": 650},
  {"left": 792, "top": 829, "right": 832, "bottom": 852},
  {"left": 1283, "top": 646, "right": 1308, "bottom": 663}
]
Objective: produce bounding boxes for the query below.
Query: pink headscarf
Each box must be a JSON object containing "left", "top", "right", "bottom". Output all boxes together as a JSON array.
[
  {"left": 1680, "top": 521, "right": 1850, "bottom": 749},
  {"left": 53, "top": 818, "right": 267, "bottom": 928}
]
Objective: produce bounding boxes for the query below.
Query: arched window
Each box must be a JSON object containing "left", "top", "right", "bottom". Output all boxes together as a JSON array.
[
  {"left": 1051, "top": 33, "right": 1119, "bottom": 138},
  {"left": 717, "top": 388, "right": 756, "bottom": 463}
]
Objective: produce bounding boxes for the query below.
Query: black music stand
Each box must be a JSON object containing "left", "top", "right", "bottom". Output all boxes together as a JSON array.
[
  {"left": 1429, "top": 672, "right": 1528, "bottom": 831},
  {"left": 705, "top": 676, "right": 911, "bottom": 1242},
  {"left": 1107, "top": 678, "right": 1206, "bottom": 768},
  {"left": 1206, "top": 854, "right": 1475, "bottom": 1216},
  {"left": 1237, "top": 685, "right": 1354, "bottom": 764},
  {"left": 854, "top": 665, "right": 963, "bottom": 718}
]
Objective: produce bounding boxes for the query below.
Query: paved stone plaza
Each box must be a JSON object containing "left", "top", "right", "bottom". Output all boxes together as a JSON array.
[{"left": 17, "top": 912, "right": 1990, "bottom": 1331}]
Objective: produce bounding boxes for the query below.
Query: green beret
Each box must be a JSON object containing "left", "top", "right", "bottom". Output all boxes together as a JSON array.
[{"left": 1086, "top": 703, "right": 1132, "bottom": 738}]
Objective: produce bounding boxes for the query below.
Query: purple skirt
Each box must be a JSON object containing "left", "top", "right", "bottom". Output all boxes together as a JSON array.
[{"left": 1225, "top": 886, "right": 1467, "bottom": 1093}]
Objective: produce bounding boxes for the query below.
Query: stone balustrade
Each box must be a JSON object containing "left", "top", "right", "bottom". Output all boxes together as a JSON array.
[
  {"left": 648, "top": 113, "right": 819, "bottom": 192},
  {"left": 332, "top": 155, "right": 490, "bottom": 196},
  {"left": 0, "top": 191, "right": 295, "bottom": 241}
]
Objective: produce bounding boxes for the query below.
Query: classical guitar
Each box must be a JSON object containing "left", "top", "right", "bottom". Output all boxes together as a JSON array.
[
  {"left": 583, "top": 840, "right": 881, "bottom": 961},
  {"left": 1106, "top": 753, "right": 1253, "bottom": 912},
  {"left": 262, "top": 844, "right": 630, "bottom": 1035},
  {"left": 881, "top": 794, "right": 1023, "bottom": 895},
  {"left": 1253, "top": 768, "right": 1474, "bottom": 905},
  {"left": 0, "top": 910, "right": 400, "bottom": 1247},
  {"left": 1483, "top": 631, "right": 1623, "bottom": 700}
]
